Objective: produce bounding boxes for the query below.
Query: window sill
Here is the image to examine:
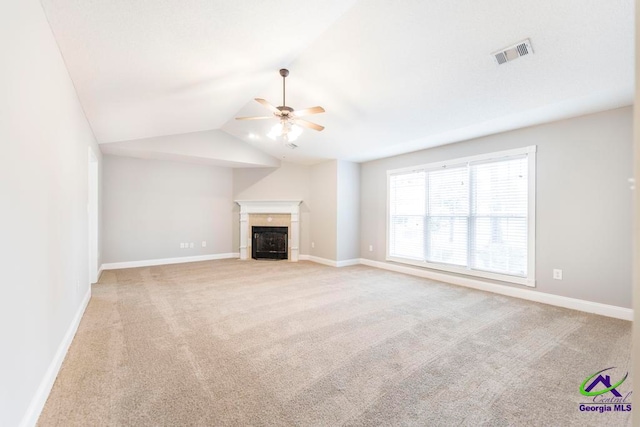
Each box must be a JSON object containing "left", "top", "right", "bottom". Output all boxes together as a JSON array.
[{"left": 386, "top": 256, "right": 535, "bottom": 287}]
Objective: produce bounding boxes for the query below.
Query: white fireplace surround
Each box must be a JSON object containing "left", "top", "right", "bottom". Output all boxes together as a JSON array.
[{"left": 236, "top": 200, "right": 302, "bottom": 261}]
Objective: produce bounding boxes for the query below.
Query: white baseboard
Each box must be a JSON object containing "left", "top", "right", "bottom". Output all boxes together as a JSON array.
[
  {"left": 19, "top": 287, "right": 91, "bottom": 427},
  {"left": 300, "top": 255, "right": 360, "bottom": 268},
  {"left": 101, "top": 253, "right": 240, "bottom": 270},
  {"left": 306, "top": 256, "right": 337, "bottom": 267},
  {"left": 359, "top": 258, "right": 633, "bottom": 321},
  {"left": 336, "top": 258, "right": 361, "bottom": 267}
]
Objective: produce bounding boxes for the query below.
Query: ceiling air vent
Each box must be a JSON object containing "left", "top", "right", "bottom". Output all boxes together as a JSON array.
[
  {"left": 492, "top": 39, "right": 533, "bottom": 65},
  {"left": 285, "top": 142, "right": 298, "bottom": 149}
]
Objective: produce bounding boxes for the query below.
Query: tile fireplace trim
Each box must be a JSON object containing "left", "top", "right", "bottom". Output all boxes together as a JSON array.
[{"left": 236, "top": 200, "right": 302, "bottom": 261}]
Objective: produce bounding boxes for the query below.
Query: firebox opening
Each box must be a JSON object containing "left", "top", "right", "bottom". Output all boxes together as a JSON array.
[{"left": 251, "top": 226, "right": 288, "bottom": 260}]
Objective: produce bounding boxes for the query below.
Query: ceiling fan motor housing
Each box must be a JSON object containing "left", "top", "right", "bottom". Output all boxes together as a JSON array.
[{"left": 277, "top": 106, "right": 294, "bottom": 117}]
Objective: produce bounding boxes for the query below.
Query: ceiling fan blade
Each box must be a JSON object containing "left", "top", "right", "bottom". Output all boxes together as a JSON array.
[
  {"left": 235, "top": 116, "right": 273, "bottom": 120},
  {"left": 293, "top": 106, "right": 325, "bottom": 117},
  {"left": 255, "top": 98, "right": 281, "bottom": 115},
  {"left": 295, "top": 119, "right": 324, "bottom": 131}
]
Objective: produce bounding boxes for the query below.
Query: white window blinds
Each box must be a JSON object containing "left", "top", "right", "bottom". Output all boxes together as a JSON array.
[
  {"left": 388, "top": 148, "right": 534, "bottom": 284},
  {"left": 470, "top": 156, "right": 528, "bottom": 277},
  {"left": 389, "top": 171, "right": 425, "bottom": 260},
  {"left": 426, "top": 166, "right": 468, "bottom": 267}
]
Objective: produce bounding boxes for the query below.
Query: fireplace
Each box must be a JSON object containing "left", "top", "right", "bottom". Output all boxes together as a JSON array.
[
  {"left": 252, "top": 226, "right": 288, "bottom": 260},
  {"left": 236, "top": 200, "right": 301, "bottom": 262}
]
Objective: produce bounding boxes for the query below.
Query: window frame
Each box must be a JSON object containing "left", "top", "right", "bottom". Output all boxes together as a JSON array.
[{"left": 386, "top": 146, "right": 536, "bottom": 287}]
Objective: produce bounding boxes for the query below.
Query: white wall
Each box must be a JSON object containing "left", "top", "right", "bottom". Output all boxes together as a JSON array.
[
  {"left": 0, "top": 1, "right": 101, "bottom": 425},
  {"left": 633, "top": 0, "right": 640, "bottom": 406},
  {"left": 102, "top": 155, "right": 233, "bottom": 263},
  {"left": 233, "top": 162, "right": 312, "bottom": 255},
  {"left": 360, "top": 107, "right": 633, "bottom": 309},
  {"left": 100, "top": 129, "right": 281, "bottom": 168}
]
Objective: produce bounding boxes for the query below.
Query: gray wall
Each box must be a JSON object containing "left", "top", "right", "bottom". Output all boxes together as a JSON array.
[
  {"left": 310, "top": 161, "right": 338, "bottom": 260},
  {"left": 337, "top": 161, "right": 361, "bottom": 261},
  {"left": 0, "top": 0, "right": 102, "bottom": 425},
  {"left": 360, "top": 107, "right": 633, "bottom": 308},
  {"left": 233, "top": 162, "right": 312, "bottom": 255},
  {"left": 103, "top": 155, "right": 233, "bottom": 263}
]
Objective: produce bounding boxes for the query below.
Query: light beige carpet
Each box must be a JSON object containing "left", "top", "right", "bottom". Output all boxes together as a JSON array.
[{"left": 38, "top": 260, "right": 632, "bottom": 426}]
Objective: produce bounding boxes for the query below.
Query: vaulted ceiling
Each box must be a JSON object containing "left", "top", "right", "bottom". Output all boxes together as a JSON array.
[{"left": 41, "top": 0, "right": 634, "bottom": 166}]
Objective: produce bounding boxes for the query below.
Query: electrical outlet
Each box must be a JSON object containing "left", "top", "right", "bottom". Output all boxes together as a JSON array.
[
  {"left": 311, "top": 242, "right": 315, "bottom": 248},
  {"left": 369, "top": 245, "right": 373, "bottom": 252},
  {"left": 180, "top": 243, "right": 185, "bottom": 249},
  {"left": 553, "top": 269, "right": 563, "bottom": 280},
  {"left": 202, "top": 241, "right": 207, "bottom": 248},
  {"left": 190, "top": 242, "right": 194, "bottom": 248}
]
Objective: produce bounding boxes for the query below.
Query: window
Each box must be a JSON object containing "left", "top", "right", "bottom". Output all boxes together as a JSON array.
[{"left": 387, "top": 146, "right": 536, "bottom": 286}]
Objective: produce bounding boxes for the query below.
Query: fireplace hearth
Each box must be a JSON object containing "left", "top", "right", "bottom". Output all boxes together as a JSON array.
[{"left": 252, "top": 226, "right": 288, "bottom": 260}]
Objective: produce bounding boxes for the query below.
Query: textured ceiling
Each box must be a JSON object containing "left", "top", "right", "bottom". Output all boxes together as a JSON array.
[{"left": 41, "top": 0, "right": 634, "bottom": 165}]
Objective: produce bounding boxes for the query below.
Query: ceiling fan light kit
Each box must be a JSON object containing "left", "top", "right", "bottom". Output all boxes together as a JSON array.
[
  {"left": 268, "top": 122, "right": 303, "bottom": 142},
  {"left": 236, "top": 69, "right": 325, "bottom": 145}
]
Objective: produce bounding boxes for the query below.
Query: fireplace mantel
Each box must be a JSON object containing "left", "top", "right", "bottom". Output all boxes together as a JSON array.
[
  {"left": 235, "top": 200, "right": 302, "bottom": 261},
  {"left": 236, "top": 200, "right": 302, "bottom": 214}
]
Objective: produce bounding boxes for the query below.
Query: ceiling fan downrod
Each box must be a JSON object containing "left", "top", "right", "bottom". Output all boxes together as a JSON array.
[{"left": 280, "top": 68, "right": 289, "bottom": 107}]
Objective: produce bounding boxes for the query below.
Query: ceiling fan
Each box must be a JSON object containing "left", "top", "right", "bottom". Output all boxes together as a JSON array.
[{"left": 235, "top": 69, "right": 325, "bottom": 142}]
